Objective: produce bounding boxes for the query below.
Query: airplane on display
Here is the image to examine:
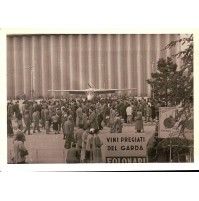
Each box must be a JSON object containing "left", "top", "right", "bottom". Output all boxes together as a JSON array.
[{"left": 48, "top": 84, "right": 137, "bottom": 101}]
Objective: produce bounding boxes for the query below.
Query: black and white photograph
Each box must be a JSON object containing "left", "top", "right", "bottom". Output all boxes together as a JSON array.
[{"left": 6, "top": 33, "right": 194, "bottom": 164}]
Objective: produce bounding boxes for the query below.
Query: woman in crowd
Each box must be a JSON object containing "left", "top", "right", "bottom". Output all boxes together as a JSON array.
[
  {"left": 112, "top": 113, "right": 123, "bottom": 133},
  {"left": 51, "top": 112, "right": 59, "bottom": 134},
  {"left": 85, "top": 128, "right": 94, "bottom": 163},
  {"left": 81, "top": 126, "right": 89, "bottom": 162},
  {"left": 23, "top": 110, "right": 31, "bottom": 135},
  {"left": 93, "top": 129, "right": 103, "bottom": 163},
  {"left": 7, "top": 114, "right": 14, "bottom": 137},
  {"left": 65, "top": 143, "right": 80, "bottom": 163},
  {"left": 135, "top": 109, "right": 144, "bottom": 133},
  {"left": 13, "top": 131, "right": 27, "bottom": 164}
]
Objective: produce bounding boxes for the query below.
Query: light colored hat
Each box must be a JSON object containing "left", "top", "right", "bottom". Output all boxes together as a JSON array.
[{"left": 89, "top": 128, "right": 95, "bottom": 134}]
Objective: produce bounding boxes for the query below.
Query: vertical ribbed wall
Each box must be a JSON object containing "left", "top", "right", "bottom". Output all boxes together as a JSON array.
[{"left": 7, "top": 34, "right": 181, "bottom": 99}]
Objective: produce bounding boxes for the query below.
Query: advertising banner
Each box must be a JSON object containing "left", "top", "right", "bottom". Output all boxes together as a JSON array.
[
  {"left": 104, "top": 133, "right": 147, "bottom": 163},
  {"left": 159, "top": 107, "right": 193, "bottom": 139},
  {"left": 159, "top": 107, "right": 177, "bottom": 138}
]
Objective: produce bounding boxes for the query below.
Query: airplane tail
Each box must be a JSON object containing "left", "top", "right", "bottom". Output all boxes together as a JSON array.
[{"left": 88, "top": 83, "right": 92, "bottom": 88}]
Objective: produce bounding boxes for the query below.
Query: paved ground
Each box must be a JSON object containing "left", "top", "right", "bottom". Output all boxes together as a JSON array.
[{"left": 7, "top": 122, "right": 156, "bottom": 163}]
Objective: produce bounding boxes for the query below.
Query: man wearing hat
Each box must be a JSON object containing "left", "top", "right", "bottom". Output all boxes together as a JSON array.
[
  {"left": 85, "top": 128, "right": 95, "bottom": 163},
  {"left": 63, "top": 115, "right": 74, "bottom": 148}
]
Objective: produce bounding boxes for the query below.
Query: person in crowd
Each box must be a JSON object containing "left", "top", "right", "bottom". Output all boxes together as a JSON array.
[
  {"left": 93, "top": 129, "right": 103, "bottom": 163},
  {"left": 112, "top": 113, "right": 123, "bottom": 133},
  {"left": 23, "top": 110, "right": 31, "bottom": 135},
  {"left": 51, "top": 112, "right": 59, "bottom": 134},
  {"left": 41, "top": 106, "right": 45, "bottom": 129},
  {"left": 56, "top": 107, "right": 62, "bottom": 132},
  {"left": 45, "top": 111, "right": 51, "bottom": 134},
  {"left": 65, "top": 142, "right": 80, "bottom": 163},
  {"left": 32, "top": 109, "right": 41, "bottom": 133},
  {"left": 126, "top": 104, "right": 132, "bottom": 124},
  {"left": 13, "top": 131, "right": 27, "bottom": 164},
  {"left": 97, "top": 109, "right": 103, "bottom": 130},
  {"left": 155, "top": 101, "right": 161, "bottom": 120},
  {"left": 61, "top": 108, "right": 67, "bottom": 130},
  {"left": 85, "top": 128, "right": 94, "bottom": 163},
  {"left": 109, "top": 107, "right": 116, "bottom": 132},
  {"left": 28, "top": 102, "right": 34, "bottom": 126},
  {"left": 89, "top": 108, "right": 99, "bottom": 130},
  {"left": 17, "top": 112, "right": 23, "bottom": 130},
  {"left": 135, "top": 109, "right": 144, "bottom": 133},
  {"left": 145, "top": 103, "right": 152, "bottom": 123},
  {"left": 7, "top": 114, "right": 14, "bottom": 137},
  {"left": 76, "top": 105, "right": 83, "bottom": 127},
  {"left": 8, "top": 102, "right": 14, "bottom": 118},
  {"left": 151, "top": 102, "right": 156, "bottom": 123},
  {"left": 147, "top": 132, "right": 158, "bottom": 162},
  {"left": 74, "top": 124, "right": 84, "bottom": 156},
  {"left": 102, "top": 102, "right": 109, "bottom": 126},
  {"left": 13, "top": 101, "right": 20, "bottom": 119},
  {"left": 63, "top": 116, "right": 74, "bottom": 147},
  {"left": 81, "top": 126, "right": 90, "bottom": 162},
  {"left": 82, "top": 110, "right": 88, "bottom": 130}
]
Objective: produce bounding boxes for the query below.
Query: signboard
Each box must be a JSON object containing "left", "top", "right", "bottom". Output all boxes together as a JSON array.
[
  {"left": 159, "top": 107, "right": 193, "bottom": 139},
  {"left": 159, "top": 107, "right": 177, "bottom": 138},
  {"left": 104, "top": 133, "right": 147, "bottom": 163}
]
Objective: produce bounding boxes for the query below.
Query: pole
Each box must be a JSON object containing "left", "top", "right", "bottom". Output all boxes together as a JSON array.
[
  {"left": 28, "top": 66, "right": 34, "bottom": 100},
  {"left": 27, "top": 66, "right": 34, "bottom": 100}
]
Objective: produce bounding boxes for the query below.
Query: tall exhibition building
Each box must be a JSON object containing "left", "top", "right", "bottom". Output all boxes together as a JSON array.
[{"left": 7, "top": 34, "right": 182, "bottom": 99}]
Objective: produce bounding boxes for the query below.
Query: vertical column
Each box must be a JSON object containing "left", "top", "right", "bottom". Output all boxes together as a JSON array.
[
  {"left": 131, "top": 35, "right": 138, "bottom": 96},
  {"left": 97, "top": 34, "right": 103, "bottom": 88},
  {"left": 101, "top": 34, "right": 108, "bottom": 89},
  {"left": 126, "top": 34, "right": 132, "bottom": 93},
  {"left": 88, "top": 34, "right": 92, "bottom": 87},
  {"left": 78, "top": 35, "right": 83, "bottom": 89},
  {"left": 41, "top": 36, "right": 50, "bottom": 97},
  {"left": 146, "top": 34, "right": 151, "bottom": 97},
  {"left": 155, "top": 34, "right": 161, "bottom": 65},
  {"left": 140, "top": 35, "right": 147, "bottom": 96},
  {"left": 59, "top": 35, "right": 64, "bottom": 96},
  {"left": 41, "top": 36, "right": 45, "bottom": 96},
  {"left": 32, "top": 36, "right": 42, "bottom": 98},
  {"left": 7, "top": 37, "right": 14, "bottom": 98},
  {"left": 136, "top": 35, "right": 141, "bottom": 96},
  {"left": 79, "top": 34, "right": 88, "bottom": 90},
  {"left": 52, "top": 35, "right": 61, "bottom": 96},
  {"left": 107, "top": 34, "right": 111, "bottom": 89},
  {"left": 111, "top": 35, "right": 117, "bottom": 88},
  {"left": 13, "top": 36, "right": 23, "bottom": 98},
  {"left": 22, "top": 36, "right": 31, "bottom": 97},
  {"left": 116, "top": 35, "right": 122, "bottom": 90},
  {"left": 65, "top": 35, "right": 71, "bottom": 91},
  {"left": 31, "top": 36, "right": 35, "bottom": 96},
  {"left": 120, "top": 35, "right": 127, "bottom": 92}
]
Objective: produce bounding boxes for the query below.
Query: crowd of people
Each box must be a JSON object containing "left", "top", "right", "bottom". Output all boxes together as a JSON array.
[
  {"left": 7, "top": 95, "right": 164, "bottom": 163},
  {"left": 7, "top": 95, "right": 162, "bottom": 135}
]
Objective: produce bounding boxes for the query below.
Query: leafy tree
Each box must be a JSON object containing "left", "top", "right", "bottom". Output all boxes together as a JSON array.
[
  {"left": 146, "top": 57, "right": 178, "bottom": 106},
  {"left": 164, "top": 34, "right": 193, "bottom": 107}
]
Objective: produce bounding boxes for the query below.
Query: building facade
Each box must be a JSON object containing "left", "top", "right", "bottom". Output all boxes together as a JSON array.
[{"left": 7, "top": 34, "right": 182, "bottom": 99}]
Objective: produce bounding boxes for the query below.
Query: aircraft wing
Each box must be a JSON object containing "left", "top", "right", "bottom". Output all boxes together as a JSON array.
[
  {"left": 48, "top": 90, "right": 85, "bottom": 95},
  {"left": 94, "top": 88, "right": 136, "bottom": 94}
]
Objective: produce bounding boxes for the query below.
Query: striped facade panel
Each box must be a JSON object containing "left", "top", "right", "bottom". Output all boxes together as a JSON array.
[{"left": 7, "top": 34, "right": 182, "bottom": 99}]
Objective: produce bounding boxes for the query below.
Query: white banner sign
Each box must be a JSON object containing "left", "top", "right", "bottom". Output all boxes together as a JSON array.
[
  {"left": 159, "top": 107, "right": 193, "bottom": 139},
  {"left": 104, "top": 133, "right": 147, "bottom": 163},
  {"left": 159, "top": 107, "right": 177, "bottom": 138}
]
